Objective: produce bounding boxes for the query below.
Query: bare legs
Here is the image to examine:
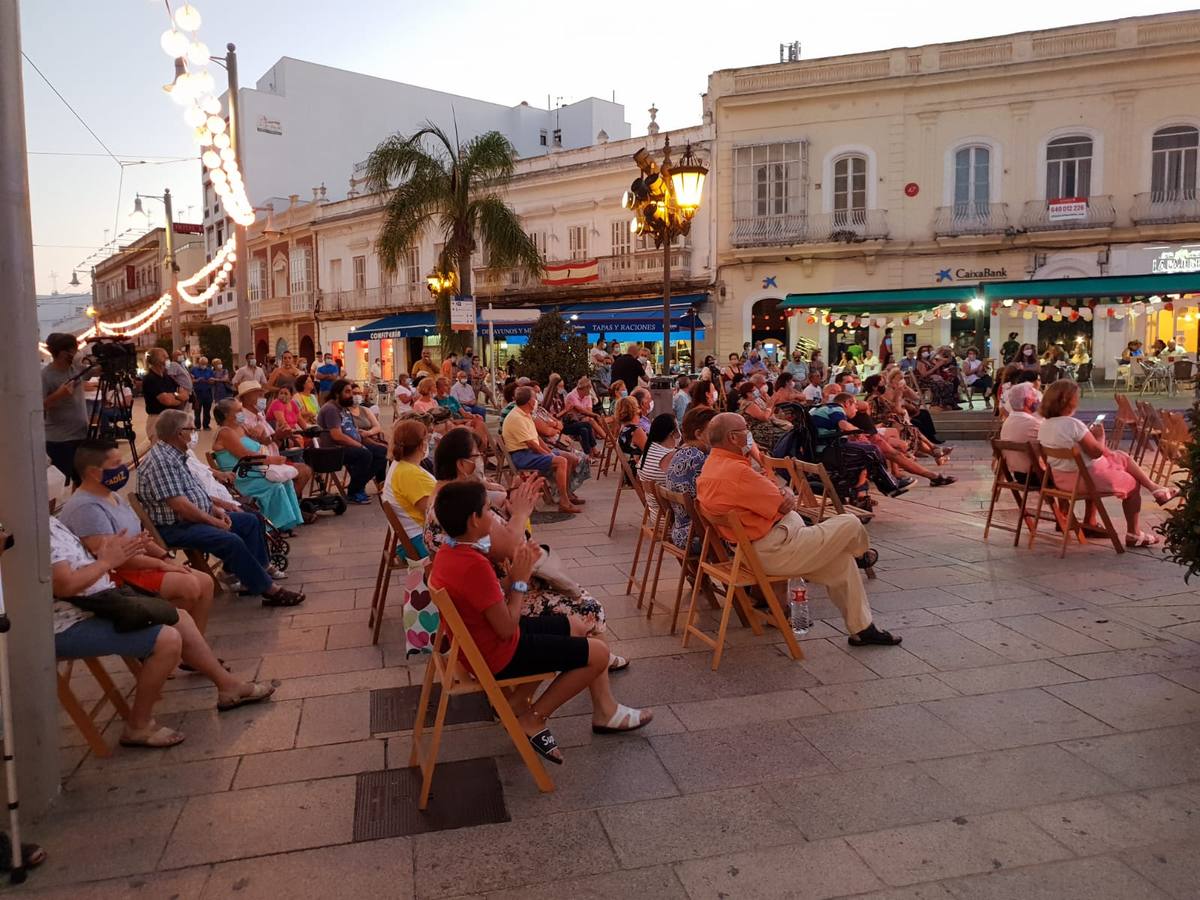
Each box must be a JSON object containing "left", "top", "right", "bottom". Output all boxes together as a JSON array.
[{"left": 159, "top": 570, "right": 214, "bottom": 634}]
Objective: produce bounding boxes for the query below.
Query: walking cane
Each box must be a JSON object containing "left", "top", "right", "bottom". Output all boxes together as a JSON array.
[{"left": 0, "top": 525, "right": 29, "bottom": 883}]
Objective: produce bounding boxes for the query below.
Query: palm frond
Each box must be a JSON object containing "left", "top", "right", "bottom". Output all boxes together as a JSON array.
[
  {"left": 473, "top": 195, "right": 543, "bottom": 276},
  {"left": 374, "top": 173, "right": 449, "bottom": 273},
  {"left": 459, "top": 131, "right": 518, "bottom": 190},
  {"left": 363, "top": 122, "right": 456, "bottom": 194}
]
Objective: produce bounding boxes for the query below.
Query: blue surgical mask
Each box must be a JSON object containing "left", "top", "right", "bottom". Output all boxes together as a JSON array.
[
  {"left": 100, "top": 464, "right": 129, "bottom": 491},
  {"left": 445, "top": 534, "right": 492, "bottom": 555},
  {"left": 235, "top": 411, "right": 247, "bottom": 424},
  {"left": 846, "top": 384, "right": 860, "bottom": 395},
  {"left": 256, "top": 398, "right": 267, "bottom": 412}
]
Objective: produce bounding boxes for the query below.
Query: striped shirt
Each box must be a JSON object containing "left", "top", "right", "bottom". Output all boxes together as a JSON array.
[{"left": 639, "top": 442, "right": 673, "bottom": 517}]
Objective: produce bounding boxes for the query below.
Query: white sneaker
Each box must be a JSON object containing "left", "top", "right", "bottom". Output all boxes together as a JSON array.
[{"left": 267, "top": 565, "right": 287, "bottom": 580}]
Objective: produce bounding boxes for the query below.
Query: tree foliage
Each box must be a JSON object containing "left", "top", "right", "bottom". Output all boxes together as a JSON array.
[
  {"left": 517, "top": 312, "right": 589, "bottom": 386},
  {"left": 1159, "top": 400, "right": 1200, "bottom": 581},
  {"left": 365, "top": 123, "right": 542, "bottom": 353}
]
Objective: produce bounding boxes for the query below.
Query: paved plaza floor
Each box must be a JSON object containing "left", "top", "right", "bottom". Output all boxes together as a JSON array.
[{"left": 20, "top": 439, "right": 1200, "bottom": 899}]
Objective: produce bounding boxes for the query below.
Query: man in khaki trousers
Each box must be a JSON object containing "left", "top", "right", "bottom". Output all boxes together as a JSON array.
[{"left": 696, "top": 413, "right": 901, "bottom": 647}]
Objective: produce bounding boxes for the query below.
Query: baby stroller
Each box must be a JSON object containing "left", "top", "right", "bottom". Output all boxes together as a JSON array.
[
  {"left": 298, "top": 427, "right": 348, "bottom": 517},
  {"left": 230, "top": 455, "right": 292, "bottom": 572},
  {"left": 772, "top": 403, "right": 873, "bottom": 510}
]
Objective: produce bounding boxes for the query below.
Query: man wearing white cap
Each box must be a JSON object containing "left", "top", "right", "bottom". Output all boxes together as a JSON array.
[{"left": 998, "top": 381, "right": 1043, "bottom": 479}]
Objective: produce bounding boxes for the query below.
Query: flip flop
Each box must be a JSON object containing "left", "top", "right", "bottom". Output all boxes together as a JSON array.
[
  {"left": 528, "top": 728, "right": 563, "bottom": 764},
  {"left": 607, "top": 653, "right": 629, "bottom": 672},
  {"left": 1125, "top": 531, "right": 1164, "bottom": 548},
  {"left": 119, "top": 724, "right": 186, "bottom": 749},
  {"left": 217, "top": 681, "right": 276, "bottom": 712},
  {"left": 1154, "top": 487, "right": 1181, "bottom": 507},
  {"left": 848, "top": 625, "right": 902, "bottom": 646},
  {"left": 592, "top": 704, "right": 653, "bottom": 734}
]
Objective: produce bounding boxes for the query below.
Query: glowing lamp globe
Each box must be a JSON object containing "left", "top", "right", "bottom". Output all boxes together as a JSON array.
[
  {"left": 213, "top": 132, "right": 231, "bottom": 150},
  {"left": 202, "top": 95, "right": 221, "bottom": 115},
  {"left": 206, "top": 115, "right": 226, "bottom": 135},
  {"left": 186, "top": 41, "right": 210, "bottom": 66},
  {"left": 202, "top": 150, "right": 221, "bottom": 169},
  {"left": 161, "top": 29, "right": 189, "bottom": 58},
  {"left": 669, "top": 144, "right": 708, "bottom": 215},
  {"left": 174, "top": 3, "right": 202, "bottom": 31},
  {"left": 184, "top": 105, "right": 207, "bottom": 128}
]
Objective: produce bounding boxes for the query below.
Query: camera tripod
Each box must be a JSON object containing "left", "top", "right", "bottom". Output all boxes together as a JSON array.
[{"left": 86, "top": 367, "right": 140, "bottom": 468}]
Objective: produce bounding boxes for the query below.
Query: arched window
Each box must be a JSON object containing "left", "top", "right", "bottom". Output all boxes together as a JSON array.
[
  {"left": 1046, "top": 135, "right": 1093, "bottom": 200},
  {"left": 954, "top": 145, "right": 990, "bottom": 214},
  {"left": 1152, "top": 126, "right": 1199, "bottom": 201},
  {"left": 832, "top": 154, "right": 867, "bottom": 225}
]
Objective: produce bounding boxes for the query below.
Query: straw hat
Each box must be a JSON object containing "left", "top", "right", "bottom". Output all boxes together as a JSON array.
[{"left": 236, "top": 380, "right": 264, "bottom": 398}]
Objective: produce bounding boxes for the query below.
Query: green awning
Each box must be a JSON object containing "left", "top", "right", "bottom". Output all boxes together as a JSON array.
[
  {"left": 781, "top": 286, "right": 979, "bottom": 313},
  {"left": 982, "top": 272, "right": 1200, "bottom": 302}
]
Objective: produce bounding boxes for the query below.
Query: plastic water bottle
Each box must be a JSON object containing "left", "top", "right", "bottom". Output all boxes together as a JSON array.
[{"left": 788, "top": 577, "right": 811, "bottom": 636}]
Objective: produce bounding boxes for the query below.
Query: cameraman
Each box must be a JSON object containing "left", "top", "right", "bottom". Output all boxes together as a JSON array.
[
  {"left": 42, "top": 332, "right": 91, "bottom": 485},
  {"left": 143, "top": 348, "right": 191, "bottom": 443}
]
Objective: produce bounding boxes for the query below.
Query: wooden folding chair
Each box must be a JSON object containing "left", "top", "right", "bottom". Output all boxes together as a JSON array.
[
  {"left": 1110, "top": 393, "right": 1141, "bottom": 452},
  {"left": 607, "top": 446, "right": 645, "bottom": 537},
  {"left": 368, "top": 497, "right": 428, "bottom": 644},
  {"left": 596, "top": 415, "right": 620, "bottom": 479},
  {"left": 410, "top": 586, "right": 556, "bottom": 808},
  {"left": 682, "top": 507, "right": 804, "bottom": 670},
  {"left": 983, "top": 439, "right": 1050, "bottom": 546},
  {"left": 625, "top": 478, "right": 664, "bottom": 610},
  {"left": 1152, "top": 411, "right": 1192, "bottom": 484},
  {"left": 1132, "top": 401, "right": 1162, "bottom": 465},
  {"left": 57, "top": 656, "right": 141, "bottom": 758},
  {"left": 1030, "top": 444, "right": 1124, "bottom": 557},
  {"left": 643, "top": 485, "right": 709, "bottom": 633},
  {"left": 128, "top": 492, "right": 215, "bottom": 579}
]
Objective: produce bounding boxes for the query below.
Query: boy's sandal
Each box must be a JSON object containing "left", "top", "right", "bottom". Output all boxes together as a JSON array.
[
  {"left": 119, "top": 724, "right": 185, "bottom": 749},
  {"left": 0, "top": 834, "right": 47, "bottom": 872},
  {"left": 930, "top": 475, "right": 957, "bottom": 487},
  {"left": 262, "top": 588, "right": 305, "bottom": 607},
  {"left": 1125, "top": 531, "right": 1164, "bottom": 548},
  {"left": 856, "top": 549, "right": 879, "bottom": 570},
  {"left": 592, "top": 704, "right": 653, "bottom": 734},
  {"left": 1154, "top": 487, "right": 1180, "bottom": 507},
  {"left": 528, "top": 728, "right": 563, "bottom": 765},
  {"left": 608, "top": 653, "right": 629, "bottom": 672},
  {"left": 217, "top": 681, "right": 276, "bottom": 712}
]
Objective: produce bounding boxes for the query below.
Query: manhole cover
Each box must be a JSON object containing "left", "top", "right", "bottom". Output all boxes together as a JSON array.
[
  {"left": 353, "top": 758, "right": 509, "bottom": 840},
  {"left": 369, "top": 685, "right": 493, "bottom": 734}
]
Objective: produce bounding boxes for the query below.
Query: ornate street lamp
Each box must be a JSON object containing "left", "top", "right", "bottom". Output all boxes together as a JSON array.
[
  {"left": 425, "top": 269, "right": 457, "bottom": 298},
  {"left": 621, "top": 136, "right": 707, "bottom": 372}
]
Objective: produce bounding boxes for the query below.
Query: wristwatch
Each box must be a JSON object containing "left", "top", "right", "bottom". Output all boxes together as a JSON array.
[{"left": 511, "top": 580, "right": 529, "bottom": 594}]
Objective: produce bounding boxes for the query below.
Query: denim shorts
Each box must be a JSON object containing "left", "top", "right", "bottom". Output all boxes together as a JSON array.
[{"left": 55, "top": 616, "right": 163, "bottom": 660}]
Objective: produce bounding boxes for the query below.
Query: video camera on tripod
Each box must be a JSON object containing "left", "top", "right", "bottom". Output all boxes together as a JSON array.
[
  {"left": 82, "top": 335, "right": 140, "bottom": 465},
  {"left": 81, "top": 335, "right": 138, "bottom": 379}
]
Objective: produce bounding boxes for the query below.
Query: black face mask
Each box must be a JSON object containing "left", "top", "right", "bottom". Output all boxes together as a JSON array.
[{"left": 339, "top": 394, "right": 354, "bottom": 407}]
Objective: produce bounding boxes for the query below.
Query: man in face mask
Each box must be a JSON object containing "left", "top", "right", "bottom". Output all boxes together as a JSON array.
[
  {"left": 143, "top": 347, "right": 190, "bottom": 444},
  {"left": 42, "top": 331, "right": 92, "bottom": 484},
  {"left": 234, "top": 381, "right": 279, "bottom": 448},
  {"left": 450, "top": 369, "right": 486, "bottom": 417},
  {"left": 60, "top": 438, "right": 217, "bottom": 634},
  {"left": 232, "top": 352, "right": 266, "bottom": 388},
  {"left": 168, "top": 350, "right": 194, "bottom": 396}
]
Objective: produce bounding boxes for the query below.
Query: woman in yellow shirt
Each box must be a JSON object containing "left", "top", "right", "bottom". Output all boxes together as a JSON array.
[{"left": 383, "top": 419, "right": 436, "bottom": 559}]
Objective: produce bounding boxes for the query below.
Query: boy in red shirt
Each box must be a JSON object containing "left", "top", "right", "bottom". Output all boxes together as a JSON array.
[{"left": 430, "top": 480, "right": 651, "bottom": 763}]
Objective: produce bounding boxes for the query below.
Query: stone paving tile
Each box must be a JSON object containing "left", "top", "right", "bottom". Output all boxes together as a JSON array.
[
  {"left": 160, "top": 776, "right": 356, "bottom": 868},
  {"left": 931, "top": 660, "right": 1082, "bottom": 695},
  {"left": 597, "top": 785, "right": 802, "bottom": 869},
  {"left": 499, "top": 738, "right": 677, "bottom": 818},
  {"left": 413, "top": 810, "right": 618, "bottom": 898},
  {"left": 295, "top": 690, "right": 372, "bottom": 747},
  {"left": 929, "top": 593, "right": 1083, "bottom": 623},
  {"left": 874, "top": 566, "right": 990, "bottom": 592},
  {"left": 671, "top": 836, "right": 883, "bottom": 899},
  {"left": 942, "top": 855, "right": 1171, "bottom": 900},
  {"left": 1040, "top": 609, "right": 1161, "bottom": 650},
  {"left": 1107, "top": 602, "right": 1200, "bottom": 628},
  {"left": 25, "top": 800, "right": 183, "bottom": 886},
  {"left": 267, "top": 663, "right": 410, "bottom": 702},
  {"left": 18, "top": 868, "right": 211, "bottom": 900},
  {"left": 932, "top": 580, "right": 1058, "bottom": 604},
  {"left": 210, "top": 626, "right": 329, "bottom": 660},
  {"left": 798, "top": 638, "right": 881, "bottom": 684},
  {"left": 943, "top": 620, "right": 1058, "bottom": 661},
  {"left": 233, "top": 739, "right": 385, "bottom": 789},
  {"left": 848, "top": 886, "right": 958, "bottom": 900},
  {"left": 996, "top": 614, "right": 1116, "bottom": 655},
  {"left": 1121, "top": 841, "right": 1200, "bottom": 900},
  {"left": 853, "top": 646, "right": 939, "bottom": 678},
  {"left": 845, "top": 810, "right": 1072, "bottom": 887},
  {"left": 793, "top": 704, "right": 981, "bottom": 771},
  {"left": 765, "top": 763, "right": 969, "bottom": 840},
  {"left": 1163, "top": 667, "right": 1200, "bottom": 691},
  {"left": 1051, "top": 645, "right": 1200, "bottom": 679},
  {"left": 59, "top": 757, "right": 237, "bottom": 812},
  {"left": 865, "top": 588, "right": 968, "bottom": 613},
  {"left": 1045, "top": 673, "right": 1200, "bottom": 731},
  {"left": 201, "top": 837, "right": 413, "bottom": 899},
  {"left": 921, "top": 688, "right": 1113, "bottom": 750},
  {"left": 1058, "top": 723, "right": 1200, "bottom": 789},
  {"left": 1021, "top": 784, "right": 1200, "bottom": 856},
  {"left": 669, "top": 687, "right": 828, "bottom": 731},
  {"left": 915, "top": 744, "right": 1123, "bottom": 812},
  {"left": 648, "top": 719, "right": 834, "bottom": 793},
  {"left": 895, "top": 626, "right": 1009, "bottom": 671},
  {"left": 478, "top": 866, "right": 688, "bottom": 900},
  {"left": 159, "top": 699, "right": 303, "bottom": 764},
  {"left": 808, "top": 673, "right": 959, "bottom": 712}
]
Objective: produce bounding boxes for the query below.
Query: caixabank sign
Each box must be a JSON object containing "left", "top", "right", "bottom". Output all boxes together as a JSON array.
[{"left": 934, "top": 265, "right": 1008, "bottom": 283}]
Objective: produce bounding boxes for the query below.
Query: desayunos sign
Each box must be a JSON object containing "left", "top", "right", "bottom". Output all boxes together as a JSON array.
[{"left": 1150, "top": 246, "right": 1200, "bottom": 274}]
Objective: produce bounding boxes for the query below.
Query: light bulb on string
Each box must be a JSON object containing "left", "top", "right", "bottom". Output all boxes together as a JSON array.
[
  {"left": 161, "top": 29, "right": 189, "bottom": 58},
  {"left": 184, "top": 105, "right": 206, "bottom": 128},
  {"left": 169, "top": 73, "right": 196, "bottom": 105},
  {"left": 190, "top": 70, "right": 214, "bottom": 97},
  {"left": 219, "top": 147, "right": 236, "bottom": 162},
  {"left": 206, "top": 115, "right": 226, "bottom": 134},
  {"left": 201, "top": 95, "right": 221, "bottom": 115},
  {"left": 174, "top": 3, "right": 202, "bottom": 31},
  {"left": 213, "top": 181, "right": 230, "bottom": 196},
  {"left": 202, "top": 150, "right": 221, "bottom": 169},
  {"left": 213, "top": 132, "right": 231, "bottom": 149},
  {"left": 186, "top": 41, "right": 210, "bottom": 66},
  {"left": 193, "top": 127, "right": 212, "bottom": 146}
]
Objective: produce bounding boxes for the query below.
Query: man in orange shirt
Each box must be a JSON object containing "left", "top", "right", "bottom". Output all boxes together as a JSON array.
[{"left": 696, "top": 412, "right": 900, "bottom": 647}]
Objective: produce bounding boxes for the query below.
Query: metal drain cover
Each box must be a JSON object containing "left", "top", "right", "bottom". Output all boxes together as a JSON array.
[
  {"left": 353, "top": 758, "right": 509, "bottom": 840},
  {"left": 369, "top": 685, "right": 494, "bottom": 734}
]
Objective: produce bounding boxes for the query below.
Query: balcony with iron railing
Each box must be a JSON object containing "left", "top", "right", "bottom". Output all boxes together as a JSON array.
[
  {"left": 1131, "top": 191, "right": 1200, "bottom": 225},
  {"left": 474, "top": 248, "right": 694, "bottom": 295},
  {"left": 730, "top": 211, "right": 888, "bottom": 247},
  {"left": 96, "top": 280, "right": 162, "bottom": 314},
  {"left": 1020, "top": 195, "right": 1116, "bottom": 231},
  {"left": 321, "top": 284, "right": 424, "bottom": 315},
  {"left": 933, "top": 202, "right": 1010, "bottom": 236}
]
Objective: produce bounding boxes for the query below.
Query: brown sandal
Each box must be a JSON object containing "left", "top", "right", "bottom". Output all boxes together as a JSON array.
[
  {"left": 217, "top": 681, "right": 276, "bottom": 712},
  {"left": 119, "top": 723, "right": 185, "bottom": 749}
]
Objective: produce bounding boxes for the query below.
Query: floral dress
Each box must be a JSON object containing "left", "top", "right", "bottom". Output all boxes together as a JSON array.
[
  {"left": 423, "top": 491, "right": 607, "bottom": 635},
  {"left": 868, "top": 394, "right": 917, "bottom": 449},
  {"left": 665, "top": 445, "right": 707, "bottom": 552},
  {"left": 739, "top": 399, "right": 789, "bottom": 452}
]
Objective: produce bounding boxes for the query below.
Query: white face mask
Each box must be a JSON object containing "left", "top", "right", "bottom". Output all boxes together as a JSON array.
[
  {"left": 921, "top": 352, "right": 931, "bottom": 359},
  {"left": 647, "top": 400, "right": 655, "bottom": 414},
  {"left": 246, "top": 358, "right": 255, "bottom": 367},
  {"left": 189, "top": 431, "right": 199, "bottom": 447},
  {"left": 352, "top": 396, "right": 363, "bottom": 406},
  {"left": 473, "top": 456, "right": 485, "bottom": 475}
]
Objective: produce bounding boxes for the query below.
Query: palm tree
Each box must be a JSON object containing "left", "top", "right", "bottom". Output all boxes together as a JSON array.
[{"left": 365, "top": 123, "right": 542, "bottom": 352}]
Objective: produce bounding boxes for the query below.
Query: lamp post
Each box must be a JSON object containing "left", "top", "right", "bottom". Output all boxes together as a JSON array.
[
  {"left": 426, "top": 268, "right": 458, "bottom": 358},
  {"left": 207, "top": 44, "right": 249, "bottom": 359},
  {"left": 621, "top": 136, "right": 707, "bottom": 373},
  {"left": 133, "top": 189, "right": 181, "bottom": 350}
]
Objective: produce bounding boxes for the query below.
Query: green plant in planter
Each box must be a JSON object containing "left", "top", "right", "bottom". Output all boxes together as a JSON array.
[
  {"left": 516, "top": 312, "right": 589, "bottom": 386},
  {"left": 1159, "top": 400, "right": 1200, "bottom": 581}
]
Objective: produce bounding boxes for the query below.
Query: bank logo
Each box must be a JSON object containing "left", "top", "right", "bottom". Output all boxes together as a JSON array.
[
  {"left": 762, "top": 275, "right": 778, "bottom": 289},
  {"left": 935, "top": 269, "right": 953, "bottom": 283}
]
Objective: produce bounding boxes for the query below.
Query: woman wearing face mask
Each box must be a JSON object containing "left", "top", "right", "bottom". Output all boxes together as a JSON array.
[
  {"left": 267, "top": 383, "right": 303, "bottom": 434},
  {"left": 736, "top": 381, "right": 789, "bottom": 452},
  {"left": 349, "top": 383, "right": 389, "bottom": 448},
  {"left": 293, "top": 374, "right": 319, "bottom": 426},
  {"left": 211, "top": 398, "right": 306, "bottom": 531},
  {"left": 961, "top": 347, "right": 994, "bottom": 409},
  {"left": 210, "top": 358, "right": 232, "bottom": 402},
  {"left": 424, "top": 428, "right": 621, "bottom": 663},
  {"left": 545, "top": 373, "right": 599, "bottom": 458},
  {"left": 381, "top": 419, "right": 435, "bottom": 560},
  {"left": 638, "top": 413, "right": 681, "bottom": 519},
  {"left": 687, "top": 378, "right": 718, "bottom": 412},
  {"left": 1016, "top": 343, "right": 1040, "bottom": 373},
  {"left": 412, "top": 376, "right": 439, "bottom": 414},
  {"left": 915, "top": 344, "right": 960, "bottom": 410}
]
